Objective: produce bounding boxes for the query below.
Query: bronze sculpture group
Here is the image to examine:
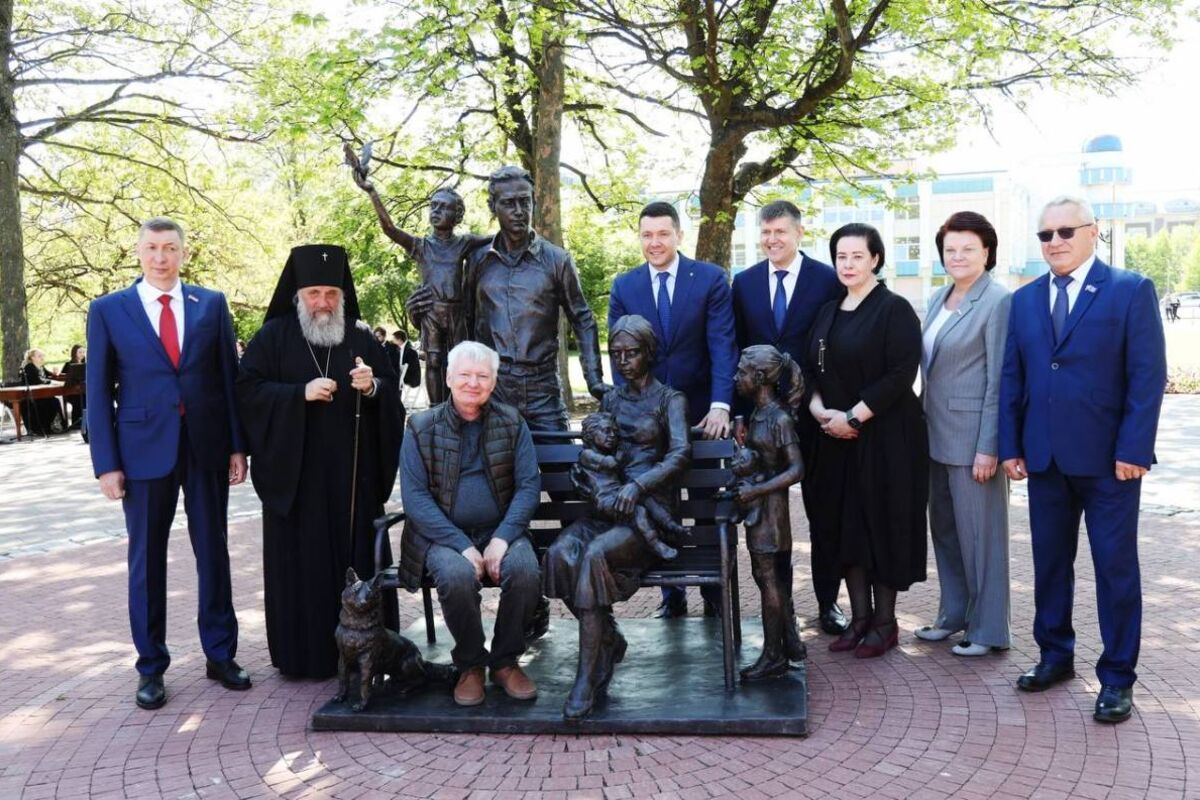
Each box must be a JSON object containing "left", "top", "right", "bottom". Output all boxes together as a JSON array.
[{"left": 336, "top": 159, "right": 807, "bottom": 720}]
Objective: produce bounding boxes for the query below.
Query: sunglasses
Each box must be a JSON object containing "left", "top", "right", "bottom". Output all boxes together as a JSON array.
[{"left": 1036, "top": 223, "right": 1093, "bottom": 243}]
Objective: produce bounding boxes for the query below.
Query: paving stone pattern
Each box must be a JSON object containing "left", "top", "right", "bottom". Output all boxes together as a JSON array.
[{"left": 1, "top": 396, "right": 1198, "bottom": 798}]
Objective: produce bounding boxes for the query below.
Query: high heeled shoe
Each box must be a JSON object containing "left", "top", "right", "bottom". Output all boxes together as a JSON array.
[
  {"left": 854, "top": 619, "right": 899, "bottom": 658},
  {"left": 829, "top": 617, "right": 871, "bottom": 652}
]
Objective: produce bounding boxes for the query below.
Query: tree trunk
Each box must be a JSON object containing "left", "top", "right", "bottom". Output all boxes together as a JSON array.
[
  {"left": 0, "top": 0, "right": 28, "bottom": 384},
  {"left": 692, "top": 133, "right": 747, "bottom": 271},
  {"left": 531, "top": 5, "right": 573, "bottom": 411}
]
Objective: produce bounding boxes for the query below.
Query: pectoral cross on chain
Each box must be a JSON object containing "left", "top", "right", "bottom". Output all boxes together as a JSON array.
[{"left": 322, "top": 251, "right": 328, "bottom": 262}]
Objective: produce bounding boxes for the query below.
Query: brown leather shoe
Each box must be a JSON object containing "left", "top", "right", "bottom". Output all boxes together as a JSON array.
[
  {"left": 453, "top": 667, "right": 486, "bottom": 707},
  {"left": 490, "top": 665, "right": 538, "bottom": 700}
]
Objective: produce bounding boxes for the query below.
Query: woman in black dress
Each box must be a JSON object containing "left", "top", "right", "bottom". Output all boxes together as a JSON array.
[
  {"left": 804, "top": 223, "right": 928, "bottom": 658},
  {"left": 20, "top": 348, "right": 67, "bottom": 435},
  {"left": 543, "top": 314, "right": 691, "bottom": 719}
]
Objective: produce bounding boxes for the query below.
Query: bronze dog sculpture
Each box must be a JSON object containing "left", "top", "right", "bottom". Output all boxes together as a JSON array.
[{"left": 334, "top": 568, "right": 456, "bottom": 711}]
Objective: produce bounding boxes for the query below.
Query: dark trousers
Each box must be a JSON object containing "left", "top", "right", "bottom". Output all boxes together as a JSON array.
[
  {"left": 122, "top": 425, "right": 237, "bottom": 676},
  {"left": 424, "top": 536, "right": 541, "bottom": 670},
  {"left": 494, "top": 365, "right": 569, "bottom": 432},
  {"left": 801, "top": 477, "right": 842, "bottom": 609},
  {"left": 1028, "top": 462, "right": 1142, "bottom": 688}
]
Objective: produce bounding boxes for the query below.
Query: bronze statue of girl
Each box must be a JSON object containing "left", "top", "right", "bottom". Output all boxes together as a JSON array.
[{"left": 733, "top": 345, "right": 807, "bottom": 681}]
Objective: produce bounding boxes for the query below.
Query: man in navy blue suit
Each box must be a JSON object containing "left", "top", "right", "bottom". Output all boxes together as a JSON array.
[
  {"left": 608, "top": 201, "right": 738, "bottom": 617},
  {"left": 87, "top": 218, "right": 250, "bottom": 710},
  {"left": 731, "top": 200, "right": 848, "bottom": 638},
  {"left": 999, "top": 196, "right": 1166, "bottom": 724}
]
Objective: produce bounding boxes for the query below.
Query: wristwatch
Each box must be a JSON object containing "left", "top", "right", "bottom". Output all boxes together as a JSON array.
[{"left": 845, "top": 410, "right": 863, "bottom": 430}]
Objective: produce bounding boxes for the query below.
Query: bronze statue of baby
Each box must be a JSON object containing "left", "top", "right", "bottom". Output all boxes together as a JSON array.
[{"left": 572, "top": 412, "right": 688, "bottom": 560}]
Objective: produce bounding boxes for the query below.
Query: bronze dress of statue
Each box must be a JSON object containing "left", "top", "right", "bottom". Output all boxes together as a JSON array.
[
  {"left": 573, "top": 411, "right": 689, "bottom": 561},
  {"left": 733, "top": 345, "right": 807, "bottom": 681},
  {"left": 543, "top": 315, "right": 690, "bottom": 719},
  {"left": 345, "top": 143, "right": 488, "bottom": 405}
]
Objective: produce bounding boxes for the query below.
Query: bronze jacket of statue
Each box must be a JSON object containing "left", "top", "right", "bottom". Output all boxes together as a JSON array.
[
  {"left": 466, "top": 232, "right": 603, "bottom": 388},
  {"left": 397, "top": 399, "right": 524, "bottom": 590}
]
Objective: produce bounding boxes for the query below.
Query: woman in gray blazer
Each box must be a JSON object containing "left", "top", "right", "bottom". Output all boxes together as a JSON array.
[{"left": 916, "top": 211, "right": 1012, "bottom": 656}]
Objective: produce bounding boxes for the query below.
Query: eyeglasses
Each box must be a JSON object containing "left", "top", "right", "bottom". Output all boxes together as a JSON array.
[{"left": 1036, "top": 223, "right": 1093, "bottom": 243}]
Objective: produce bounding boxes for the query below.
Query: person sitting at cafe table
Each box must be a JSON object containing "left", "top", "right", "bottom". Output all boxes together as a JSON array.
[{"left": 20, "top": 348, "right": 67, "bottom": 435}]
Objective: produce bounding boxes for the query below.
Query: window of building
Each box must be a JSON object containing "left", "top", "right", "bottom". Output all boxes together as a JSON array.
[
  {"left": 732, "top": 242, "right": 747, "bottom": 267},
  {"left": 894, "top": 196, "right": 920, "bottom": 220},
  {"left": 894, "top": 236, "right": 920, "bottom": 262}
]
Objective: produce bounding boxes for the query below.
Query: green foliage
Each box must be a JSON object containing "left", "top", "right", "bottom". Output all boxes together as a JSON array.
[
  {"left": 1126, "top": 226, "right": 1198, "bottom": 294},
  {"left": 564, "top": 198, "right": 644, "bottom": 342},
  {"left": 10, "top": 0, "right": 285, "bottom": 362},
  {"left": 1183, "top": 238, "right": 1200, "bottom": 292}
]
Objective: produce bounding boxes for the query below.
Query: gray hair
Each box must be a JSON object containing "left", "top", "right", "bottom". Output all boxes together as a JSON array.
[
  {"left": 759, "top": 200, "right": 804, "bottom": 225},
  {"left": 446, "top": 340, "right": 499, "bottom": 377},
  {"left": 294, "top": 291, "right": 346, "bottom": 347},
  {"left": 139, "top": 216, "right": 187, "bottom": 245},
  {"left": 1040, "top": 196, "right": 1096, "bottom": 226}
]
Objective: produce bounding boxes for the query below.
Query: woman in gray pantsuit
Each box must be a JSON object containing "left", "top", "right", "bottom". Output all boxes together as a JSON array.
[{"left": 915, "top": 212, "right": 1012, "bottom": 656}]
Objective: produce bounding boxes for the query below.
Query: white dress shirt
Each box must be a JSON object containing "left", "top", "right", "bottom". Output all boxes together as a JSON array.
[
  {"left": 646, "top": 254, "right": 729, "bottom": 413},
  {"left": 1048, "top": 254, "right": 1096, "bottom": 315},
  {"left": 648, "top": 255, "right": 679, "bottom": 305},
  {"left": 137, "top": 278, "right": 185, "bottom": 350},
  {"left": 922, "top": 304, "right": 955, "bottom": 365},
  {"left": 767, "top": 251, "right": 804, "bottom": 308}
]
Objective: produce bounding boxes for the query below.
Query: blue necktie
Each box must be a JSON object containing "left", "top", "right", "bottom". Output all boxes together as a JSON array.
[
  {"left": 1051, "top": 274, "right": 1073, "bottom": 342},
  {"left": 773, "top": 270, "right": 789, "bottom": 333},
  {"left": 657, "top": 271, "right": 671, "bottom": 340}
]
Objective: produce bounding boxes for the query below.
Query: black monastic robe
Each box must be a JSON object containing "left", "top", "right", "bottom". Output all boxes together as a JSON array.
[{"left": 237, "top": 317, "right": 402, "bottom": 678}]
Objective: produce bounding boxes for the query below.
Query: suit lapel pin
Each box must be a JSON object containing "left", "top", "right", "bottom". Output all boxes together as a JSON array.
[
  {"left": 187, "top": 294, "right": 199, "bottom": 303},
  {"left": 1085, "top": 285, "right": 1098, "bottom": 294}
]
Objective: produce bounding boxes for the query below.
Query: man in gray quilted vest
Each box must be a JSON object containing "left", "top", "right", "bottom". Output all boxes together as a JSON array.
[{"left": 398, "top": 340, "right": 542, "bottom": 706}]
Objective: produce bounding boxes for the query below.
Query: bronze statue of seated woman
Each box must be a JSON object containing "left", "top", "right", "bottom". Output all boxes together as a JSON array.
[{"left": 542, "top": 314, "right": 691, "bottom": 719}]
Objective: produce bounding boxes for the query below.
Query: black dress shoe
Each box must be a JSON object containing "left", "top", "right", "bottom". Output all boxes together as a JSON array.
[
  {"left": 818, "top": 603, "right": 850, "bottom": 635},
  {"left": 205, "top": 659, "right": 252, "bottom": 690},
  {"left": 136, "top": 674, "right": 166, "bottom": 710},
  {"left": 1094, "top": 685, "right": 1133, "bottom": 723},
  {"left": 1016, "top": 661, "right": 1075, "bottom": 692},
  {"left": 653, "top": 597, "right": 687, "bottom": 619}
]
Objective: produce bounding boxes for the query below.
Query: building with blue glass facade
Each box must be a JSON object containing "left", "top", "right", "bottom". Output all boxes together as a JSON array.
[{"left": 661, "top": 133, "right": 1200, "bottom": 312}]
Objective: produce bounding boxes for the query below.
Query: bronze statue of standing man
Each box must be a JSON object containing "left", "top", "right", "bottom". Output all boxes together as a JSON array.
[{"left": 462, "top": 165, "right": 607, "bottom": 431}]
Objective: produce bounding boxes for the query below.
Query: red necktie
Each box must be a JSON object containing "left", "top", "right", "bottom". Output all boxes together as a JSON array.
[{"left": 158, "top": 294, "right": 180, "bottom": 369}]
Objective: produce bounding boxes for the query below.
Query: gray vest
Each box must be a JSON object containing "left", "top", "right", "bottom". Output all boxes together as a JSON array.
[{"left": 397, "top": 399, "right": 522, "bottom": 590}]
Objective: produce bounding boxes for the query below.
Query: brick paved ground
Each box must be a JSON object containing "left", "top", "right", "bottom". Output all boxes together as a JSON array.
[
  {"left": 1, "top": 492, "right": 1197, "bottom": 800},
  {"left": 2, "top": 397, "right": 1199, "bottom": 799}
]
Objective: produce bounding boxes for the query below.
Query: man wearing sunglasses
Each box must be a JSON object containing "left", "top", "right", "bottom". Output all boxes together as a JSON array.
[{"left": 998, "top": 196, "right": 1166, "bottom": 724}]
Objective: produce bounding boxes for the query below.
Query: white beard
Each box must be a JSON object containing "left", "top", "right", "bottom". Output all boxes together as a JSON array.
[{"left": 296, "top": 295, "right": 346, "bottom": 347}]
